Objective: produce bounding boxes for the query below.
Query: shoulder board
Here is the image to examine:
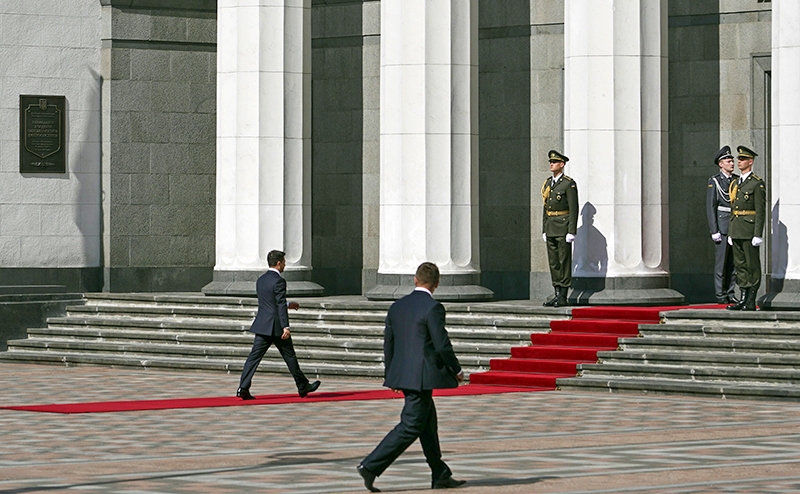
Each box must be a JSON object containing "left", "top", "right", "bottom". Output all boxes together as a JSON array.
[
  {"left": 563, "top": 175, "right": 574, "bottom": 181},
  {"left": 752, "top": 174, "right": 762, "bottom": 181}
]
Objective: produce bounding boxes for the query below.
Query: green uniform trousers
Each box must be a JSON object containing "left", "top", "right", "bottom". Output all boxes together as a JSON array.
[
  {"left": 546, "top": 235, "right": 572, "bottom": 287},
  {"left": 731, "top": 238, "right": 760, "bottom": 288}
]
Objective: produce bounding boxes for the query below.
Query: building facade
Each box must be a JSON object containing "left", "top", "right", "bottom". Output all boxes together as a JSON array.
[{"left": 2, "top": 0, "right": 794, "bottom": 305}]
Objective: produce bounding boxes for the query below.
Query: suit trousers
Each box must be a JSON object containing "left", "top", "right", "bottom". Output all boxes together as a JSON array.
[
  {"left": 546, "top": 235, "right": 572, "bottom": 287},
  {"left": 361, "top": 389, "right": 452, "bottom": 483},
  {"left": 713, "top": 235, "right": 736, "bottom": 299},
  {"left": 731, "top": 238, "right": 761, "bottom": 289},
  {"left": 238, "top": 334, "right": 309, "bottom": 391}
]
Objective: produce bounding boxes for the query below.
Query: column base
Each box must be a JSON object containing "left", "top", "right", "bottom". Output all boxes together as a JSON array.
[
  {"left": 364, "top": 272, "right": 494, "bottom": 302},
  {"left": 569, "top": 275, "right": 684, "bottom": 306},
  {"left": 202, "top": 269, "right": 324, "bottom": 297},
  {"left": 759, "top": 278, "right": 800, "bottom": 309}
]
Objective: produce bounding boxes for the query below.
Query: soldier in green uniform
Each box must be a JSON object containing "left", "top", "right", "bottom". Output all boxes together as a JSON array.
[
  {"left": 726, "top": 145, "right": 766, "bottom": 311},
  {"left": 541, "top": 150, "right": 578, "bottom": 307}
]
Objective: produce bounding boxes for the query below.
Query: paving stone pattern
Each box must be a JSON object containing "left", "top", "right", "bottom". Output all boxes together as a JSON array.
[{"left": 2, "top": 363, "right": 800, "bottom": 493}]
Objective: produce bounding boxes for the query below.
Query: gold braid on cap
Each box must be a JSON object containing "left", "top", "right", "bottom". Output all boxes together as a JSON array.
[
  {"left": 541, "top": 179, "right": 551, "bottom": 205},
  {"left": 729, "top": 180, "right": 738, "bottom": 208}
]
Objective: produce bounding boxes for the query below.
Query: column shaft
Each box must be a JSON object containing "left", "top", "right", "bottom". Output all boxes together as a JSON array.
[
  {"left": 367, "top": 0, "right": 491, "bottom": 301},
  {"left": 564, "top": 0, "right": 681, "bottom": 304},
  {"left": 206, "top": 0, "right": 321, "bottom": 296},
  {"left": 764, "top": 0, "right": 800, "bottom": 307}
]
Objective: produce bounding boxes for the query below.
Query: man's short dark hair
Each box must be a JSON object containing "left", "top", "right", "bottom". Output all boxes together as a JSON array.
[
  {"left": 267, "top": 250, "right": 286, "bottom": 267},
  {"left": 415, "top": 262, "right": 440, "bottom": 287}
]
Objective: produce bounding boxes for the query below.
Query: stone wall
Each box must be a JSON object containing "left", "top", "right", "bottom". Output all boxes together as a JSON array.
[
  {"left": 310, "top": 0, "right": 376, "bottom": 295},
  {"left": 100, "top": 0, "right": 217, "bottom": 291},
  {"left": 0, "top": 0, "right": 102, "bottom": 291}
]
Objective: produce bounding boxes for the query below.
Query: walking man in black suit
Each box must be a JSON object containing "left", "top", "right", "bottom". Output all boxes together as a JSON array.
[
  {"left": 236, "top": 250, "right": 320, "bottom": 400},
  {"left": 357, "top": 262, "right": 466, "bottom": 491}
]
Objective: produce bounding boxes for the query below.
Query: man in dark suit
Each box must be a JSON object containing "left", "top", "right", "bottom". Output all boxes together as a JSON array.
[
  {"left": 236, "top": 250, "right": 320, "bottom": 399},
  {"left": 706, "top": 145, "right": 738, "bottom": 304},
  {"left": 357, "top": 262, "right": 466, "bottom": 492}
]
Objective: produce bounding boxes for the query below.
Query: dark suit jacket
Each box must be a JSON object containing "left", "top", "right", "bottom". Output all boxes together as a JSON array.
[
  {"left": 249, "top": 269, "right": 290, "bottom": 337},
  {"left": 383, "top": 290, "right": 462, "bottom": 392}
]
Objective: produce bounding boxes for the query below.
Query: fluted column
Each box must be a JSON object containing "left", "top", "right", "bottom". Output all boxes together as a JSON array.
[
  {"left": 764, "top": 0, "right": 800, "bottom": 308},
  {"left": 365, "top": 0, "right": 492, "bottom": 301},
  {"left": 564, "top": 0, "right": 682, "bottom": 304},
  {"left": 203, "top": 0, "right": 322, "bottom": 296}
]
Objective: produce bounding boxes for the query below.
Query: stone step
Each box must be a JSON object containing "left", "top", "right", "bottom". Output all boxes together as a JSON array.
[
  {"left": 0, "top": 346, "right": 493, "bottom": 378},
  {"left": 617, "top": 336, "right": 800, "bottom": 354},
  {"left": 0, "top": 350, "right": 386, "bottom": 379},
  {"left": 596, "top": 349, "right": 800, "bottom": 368},
  {"left": 45, "top": 314, "right": 538, "bottom": 343},
  {"left": 556, "top": 375, "right": 800, "bottom": 401},
  {"left": 638, "top": 322, "right": 800, "bottom": 338},
  {"left": 66, "top": 303, "right": 557, "bottom": 330},
  {"left": 576, "top": 362, "right": 800, "bottom": 385},
  {"left": 20, "top": 326, "right": 519, "bottom": 356}
]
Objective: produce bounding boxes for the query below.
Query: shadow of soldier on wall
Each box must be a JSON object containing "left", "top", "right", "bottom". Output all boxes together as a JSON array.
[{"left": 570, "top": 202, "right": 608, "bottom": 304}]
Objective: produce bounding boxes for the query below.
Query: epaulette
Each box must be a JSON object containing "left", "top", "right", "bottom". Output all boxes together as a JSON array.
[
  {"left": 563, "top": 175, "right": 574, "bottom": 182},
  {"left": 753, "top": 174, "right": 762, "bottom": 181}
]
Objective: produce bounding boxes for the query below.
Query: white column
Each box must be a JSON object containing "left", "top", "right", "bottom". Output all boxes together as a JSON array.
[
  {"left": 768, "top": 0, "right": 800, "bottom": 305},
  {"left": 564, "top": 0, "right": 680, "bottom": 303},
  {"left": 209, "top": 0, "right": 319, "bottom": 295},
  {"left": 369, "top": 0, "right": 489, "bottom": 300}
]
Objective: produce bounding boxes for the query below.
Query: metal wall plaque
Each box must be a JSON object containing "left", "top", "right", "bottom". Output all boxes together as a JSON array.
[{"left": 19, "top": 95, "right": 66, "bottom": 173}]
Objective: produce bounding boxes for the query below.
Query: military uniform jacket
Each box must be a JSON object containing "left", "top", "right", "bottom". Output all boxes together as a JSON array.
[
  {"left": 706, "top": 171, "right": 737, "bottom": 235},
  {"left": 542, "top": 175, "right": 578, "bottom": 237},
  {"left": 728, "top": 173, "right": 766, "bottom": 240}
]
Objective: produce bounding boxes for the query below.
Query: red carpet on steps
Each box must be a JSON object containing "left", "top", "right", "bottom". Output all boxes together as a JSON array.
[
  {"left": 0, "top": 385, "right": 541, "bottom": 414},
  {"left": 469, "top": 304, "right": 726, "bottom": 388}
]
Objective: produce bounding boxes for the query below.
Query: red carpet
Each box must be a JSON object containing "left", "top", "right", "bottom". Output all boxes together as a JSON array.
[
  {"left": 0, "top": 385, "right": 541, "bottom": 414},
  {"left": 469, "top": 304, "right": 726, "bottom": 388}
]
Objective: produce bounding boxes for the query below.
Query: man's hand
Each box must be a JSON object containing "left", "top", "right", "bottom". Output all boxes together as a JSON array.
[
  {"left": 711, "top": 232, "right": 722, "bottom": 243},
  {"left": 752, "top": 236, "right": 763, "bottom": 247},
  {"left": 542, "top": 233, "right": 547, "bottom": 242},
  {"left": 456, "top": 371, "right": 464, "bottom": 383},
  {"left": 391, "top": 389, "right": 401, "bottom": 394},
  {"left": 728, "top": 235, "right": 733, "bottom": 246},
  {"left": 288, "top": 301, "right": 300, "bottom": 310},
  {"left": 281, "top": 327, "right": 291, "bottom": 340},
  {"left": 566, "top": 233, "right": 575, "bottom": 243}
]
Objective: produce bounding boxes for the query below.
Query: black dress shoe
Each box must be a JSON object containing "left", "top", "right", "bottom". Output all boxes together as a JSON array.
[
  {"left": 357, "top": 464, "right": 380, "bottom": 492},
  {"left": 236, "top": 388, "right": 255, "bottom": 400},
  {"left": 433, "top": 476, "right": 466, "bottom": 489},
  {"left": 298, "top": 380, "right": 321, "bottom": 398}
]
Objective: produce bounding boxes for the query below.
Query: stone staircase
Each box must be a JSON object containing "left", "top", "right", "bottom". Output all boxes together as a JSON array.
[
  {"left": 0, "top": 293, "right": 569, "bottom": 381},
  {"left": 557, "top": 308, "right": 800, "bottom": 401}
]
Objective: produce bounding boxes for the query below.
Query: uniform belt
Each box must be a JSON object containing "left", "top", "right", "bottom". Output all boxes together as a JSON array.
[
  {"left": 717, "top": 206, "right": 731, "bottom": 212},
  {"left": 546, "top": 210, "right": 570, "bottom": 217},
  {"left": 733, "top": 210, "right": 756, "bottom": 216}
]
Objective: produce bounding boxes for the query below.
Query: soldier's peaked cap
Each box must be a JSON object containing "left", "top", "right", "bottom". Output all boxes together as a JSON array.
[
  {"left": 737, "top": 145, "right": 758, "bottom": 159},
  {"left": 714, "top": 145, "right": 733, "bottom": 164},
  {"left": 548, "top": 150, "right": 569, "bottom": 162}
]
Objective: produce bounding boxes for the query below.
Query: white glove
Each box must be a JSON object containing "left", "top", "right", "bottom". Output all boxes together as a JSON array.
[
  {"left": 711, "top": 232, "right": 722, "bottom": 243},
  {"left": 566, "top": 233, "right": 575, "bottom": 243},
  {"left": 542, "top": 233, "right": 547, "bottom": 242},
  {"left": 727, "top": 236, "right": 733, "bottom": 246},
  {"left": 752, "top": 236, "right": 763, "bottom": 247}
]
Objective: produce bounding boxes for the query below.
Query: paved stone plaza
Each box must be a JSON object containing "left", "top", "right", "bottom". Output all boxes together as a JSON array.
[{"left": 2, "top": 363, "right": 800, "bottom": 493}]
